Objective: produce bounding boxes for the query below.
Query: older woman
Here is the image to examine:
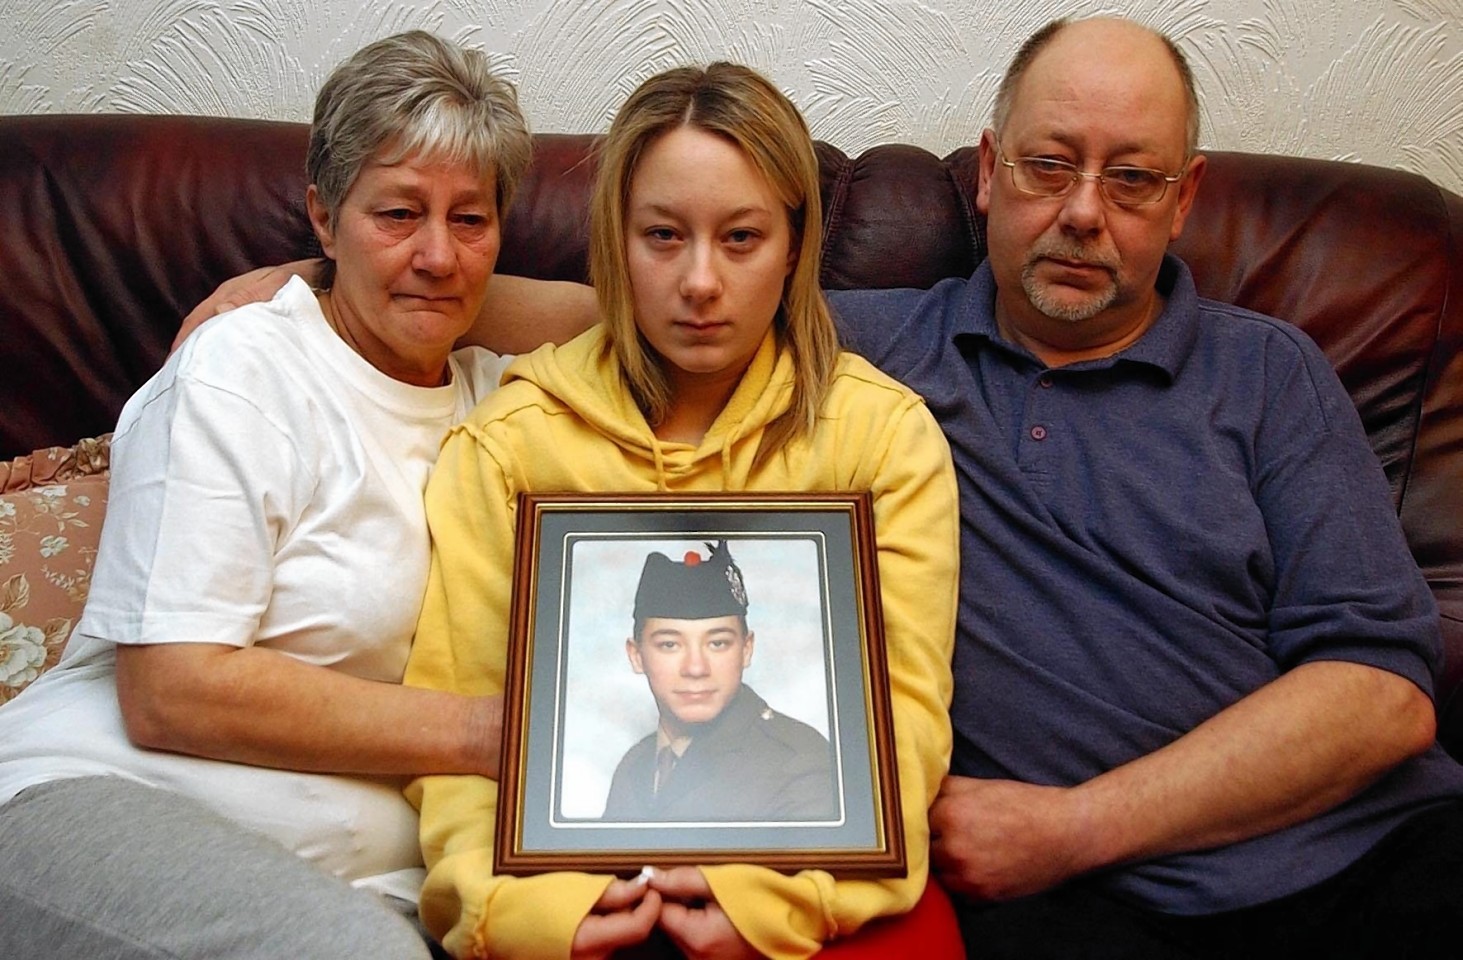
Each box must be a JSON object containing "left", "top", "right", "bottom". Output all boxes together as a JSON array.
[{"left": 0, "top": 31, "right": 528, "bottom": 960}]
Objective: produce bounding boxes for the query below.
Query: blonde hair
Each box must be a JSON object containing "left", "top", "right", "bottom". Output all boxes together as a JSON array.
[
  {"left": 589, "top": 62, "right": 839, "bottom": 461},
  {"left": 308, "top": 30, "right": 531, "bottom": 287}
]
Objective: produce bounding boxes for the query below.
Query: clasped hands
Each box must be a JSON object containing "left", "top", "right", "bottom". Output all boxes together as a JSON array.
[{"left": 572, "top": 866, "right": 760, "bottom": 960}]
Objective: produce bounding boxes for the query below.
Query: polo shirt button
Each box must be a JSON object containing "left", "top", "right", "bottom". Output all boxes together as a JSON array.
[
  {"left": 1030, "top": 425, "right": 1048, "bottom": 441},
  {"left": 1038, "top": 375, "right": 1054, "bottom": 388}
]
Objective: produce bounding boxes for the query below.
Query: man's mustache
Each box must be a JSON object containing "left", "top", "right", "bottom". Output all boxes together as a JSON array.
[{"left": 1026, "top": 241, "right": 1120, "bottom": 273}]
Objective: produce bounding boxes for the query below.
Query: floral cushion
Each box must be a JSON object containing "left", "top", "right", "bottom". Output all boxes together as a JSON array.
[{"left": 0, "top": 435, "right": 111, "bottom": 704}]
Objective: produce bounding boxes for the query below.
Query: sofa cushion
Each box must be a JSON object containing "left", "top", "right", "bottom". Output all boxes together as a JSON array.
[{"left": 0, "top": 435, "right": 111, "bottom": 703}]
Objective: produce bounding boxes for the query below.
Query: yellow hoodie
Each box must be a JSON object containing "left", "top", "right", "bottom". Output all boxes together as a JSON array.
[{"left": 406, "top": 325, "right": 958, "bottom": 959}]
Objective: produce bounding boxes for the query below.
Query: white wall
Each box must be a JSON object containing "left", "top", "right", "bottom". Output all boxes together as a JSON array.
[{"left": 2, "top": 0, "right": 1460, "bottom": 194}]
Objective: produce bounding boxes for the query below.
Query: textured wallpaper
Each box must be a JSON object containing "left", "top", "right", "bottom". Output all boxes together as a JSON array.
[{"left": 2, "top": 0, "right": 1460, "bottom": 193}]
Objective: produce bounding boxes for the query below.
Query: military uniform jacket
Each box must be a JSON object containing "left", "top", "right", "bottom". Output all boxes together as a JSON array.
[{"left": 601, "top": 685, "right": 836, "bottom": 822}]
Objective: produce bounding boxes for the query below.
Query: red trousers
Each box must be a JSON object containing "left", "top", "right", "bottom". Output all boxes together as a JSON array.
[{"left": 816, "top": 880, "right": 963, "bottom": 958}]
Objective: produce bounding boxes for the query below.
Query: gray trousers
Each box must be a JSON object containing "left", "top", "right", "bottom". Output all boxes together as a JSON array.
[{"left": 0, "top": 776, "right": 434, "bottom": 959}]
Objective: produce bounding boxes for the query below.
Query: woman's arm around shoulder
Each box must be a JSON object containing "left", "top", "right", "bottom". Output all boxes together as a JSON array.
[{"left": 175, "top": 264, "right": 596, "bottom": 355}]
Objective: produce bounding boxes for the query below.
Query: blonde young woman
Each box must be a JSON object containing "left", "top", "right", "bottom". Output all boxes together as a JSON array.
[{"left": 404, "top": 63, "right": 961, "bottom": 960}]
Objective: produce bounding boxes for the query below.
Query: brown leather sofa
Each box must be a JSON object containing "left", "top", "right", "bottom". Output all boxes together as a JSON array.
[{"left": 2, "top": 114, "right": 1461, "bottom": 757}]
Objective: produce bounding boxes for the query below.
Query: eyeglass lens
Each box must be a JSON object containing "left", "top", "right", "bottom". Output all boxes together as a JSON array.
[{"left": 1012, "top": 158, "right": 1170, "bottom": 204}]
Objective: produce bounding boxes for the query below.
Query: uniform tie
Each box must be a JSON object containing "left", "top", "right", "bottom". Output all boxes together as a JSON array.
[{"left": 654, "top": 745, "right": 678, "bottom": 794}]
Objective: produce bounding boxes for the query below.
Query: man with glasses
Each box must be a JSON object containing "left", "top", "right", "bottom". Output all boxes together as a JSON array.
[{"left": 830, "top": 15, "right": 1463, "bottom": 959}]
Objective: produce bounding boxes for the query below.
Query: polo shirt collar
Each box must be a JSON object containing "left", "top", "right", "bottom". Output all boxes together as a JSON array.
[{"left": 951, "top": 252, "right": 1201, "bottom": 380}]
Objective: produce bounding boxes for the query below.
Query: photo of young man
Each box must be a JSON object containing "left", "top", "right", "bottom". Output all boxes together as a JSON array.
[{"left": 601, "top": 541, "right": 837, "bottom": 822}]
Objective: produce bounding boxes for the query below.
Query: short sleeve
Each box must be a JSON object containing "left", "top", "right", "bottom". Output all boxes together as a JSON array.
[
  {"left": 76, "top": 372, "right": 310, "bottom": 650},
  {"left": 1252, "top": 329, "right": 1440, "bottom": 693}
]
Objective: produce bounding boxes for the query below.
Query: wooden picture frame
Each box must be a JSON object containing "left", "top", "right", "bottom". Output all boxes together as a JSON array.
[{"left": 495, "top": 492, "right": 905, "bottom": 878}]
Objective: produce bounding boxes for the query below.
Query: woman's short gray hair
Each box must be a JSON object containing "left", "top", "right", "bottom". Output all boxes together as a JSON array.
[{"left": 307, "top": 30, "right": 531, "bottom": 225}]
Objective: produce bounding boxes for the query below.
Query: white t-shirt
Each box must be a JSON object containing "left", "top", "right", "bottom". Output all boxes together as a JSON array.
[{"left": 0, "top": 276, "right": 511, "bottom": 901}]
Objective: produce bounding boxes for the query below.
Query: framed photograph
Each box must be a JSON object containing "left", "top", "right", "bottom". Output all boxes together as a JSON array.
[{"left": 495, "top": 492, "right": 904, "bottom": 878}]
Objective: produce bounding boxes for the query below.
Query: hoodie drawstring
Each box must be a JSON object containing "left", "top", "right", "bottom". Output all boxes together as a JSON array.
[
  {"left": 651, "top": 441, "right": 670, "bottom": 492},
  {"left": 719, "top": 431, "right": 735, "bottom": 489}
]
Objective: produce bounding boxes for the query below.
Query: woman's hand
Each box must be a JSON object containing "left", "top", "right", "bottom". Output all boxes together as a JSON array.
[
  {"left": 172, "top": 260, "right": 324, "bottom": 352},
  {"left": 650, "top": 867, "right": 761, "bottom": 960},
  {"left": 571, "top": 878, "right": 662, "bottom": 960}
]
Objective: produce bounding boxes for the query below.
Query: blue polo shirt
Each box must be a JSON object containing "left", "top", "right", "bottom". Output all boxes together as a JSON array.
[{"left": 830, "top": 255, "right": 1463, "bottom": 914}]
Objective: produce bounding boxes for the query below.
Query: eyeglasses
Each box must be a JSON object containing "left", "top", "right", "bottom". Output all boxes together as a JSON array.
[{"left": 996, "top": 145, "right": 1187, "bottom": 206}]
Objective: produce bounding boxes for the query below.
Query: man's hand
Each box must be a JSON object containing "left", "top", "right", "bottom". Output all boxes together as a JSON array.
[
  {"left": 650, "top": 867, "right": 761, "bottom": 960},
  {"left": 171, "top": 260, "right": 323, "bottom": 352},
  {"left": 571, "top": 878, "right": 661, "bottom": 960},
  {"left": 929, "top": 775, "right": 1094, "bottom": 902}
]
